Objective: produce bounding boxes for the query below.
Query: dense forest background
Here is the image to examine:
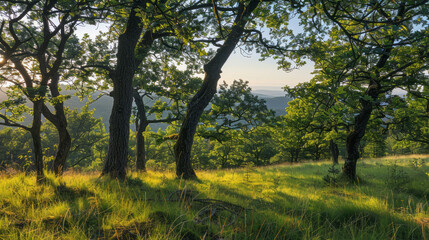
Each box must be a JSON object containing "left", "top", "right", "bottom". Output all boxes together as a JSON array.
[{"left": 1, "top": 83, "right": 426, "bottom": 173}]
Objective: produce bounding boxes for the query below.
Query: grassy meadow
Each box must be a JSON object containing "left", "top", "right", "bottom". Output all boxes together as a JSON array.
[{"left": 0, "top": 155, "right": 428, "bottom": 239}]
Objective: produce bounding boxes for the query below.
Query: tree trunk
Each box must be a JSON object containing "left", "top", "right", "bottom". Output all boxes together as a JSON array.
[
  {"left": 133, "top": 91, "right": 149, "bottom": 171},
  {"left": 102, "top": 4, "right": 145, "bottom": 180},
  {"left": 174, "top": 0, "right": 260, "bottom": 179},
  {"left": 343, "top": 82, "right": 379, "bottom": 180},
  {"left": 31, "top": 100, "right": 44, "bottom": 183},
  {"left": 289, "top": 149, "right": 295, "bottom": 162},
  {"left": 104, "top": 88, "right": 133, "bottom": 179},
  {"left": 330, "top": 140, "right": 339, "bottom": 164},
  {"left": 255, "top": 150, "right": 261, "bottom": 166},
  {"left": 174, "top": 77, "right": 217, "bottom": 179},
  {"left": 43, "top": 79, "right": 72, "bottom": 175},
  {"left": 342, "top": 28, "right": 395, "bottom": 180},
  {"left": 313, "top": 145, "right": 320, "bottom": 161},
  {"left": 54, "top": 128, "right": 71, "bottom": 175},
  {"left": 136, "top": 125, "right": 147, "bottom": 171},
  {"left": 294, "top": 149, "right": 300, "bottom": 162},
  {"left": 135, "top": 117, "right": 148, "bottom": 171},
  {"left": 220, "top": 146, "right": 230, "bottom": 168}
]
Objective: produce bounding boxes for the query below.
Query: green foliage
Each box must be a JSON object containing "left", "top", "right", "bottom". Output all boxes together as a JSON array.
[
  {"left": 0, "top": 0, "right": 427, "bottom": 191},
  {"left": 193, "top": 80, "right": 277, "bottom": 168},
  {"left": 199, "top": 80, "right": 275, "bottom": 144},
  {"left": 410, "top": 158, "right": 425, "bottom": 170},
  {"left": 385, "top": 162, "right": 410, "bottom": 191},
  {"left": 206, "top": 80, "right": 275, "bottom": 133},
  {"left": 289, "top": 0, "right": 429, "bottom": 181},
  {"left": 323, "top": 164, "right": 341, "bottom": 186},
  {"left": 0, "top": 87, "right": 31, "bottom": 124},
  {"left": 42, "top": 105, "right": 108, "bottom": 170},
  {"left": 0, "top": 128, "right": 33, "bottom": 170},
  {"left": 390, "top": 88, "right": 429, "bottom": 153},
  {"left": 362, "top": 114, "right": 388, "bottom": 158},
  {"left": 132, "top": 66, "right": 203, "bottom": 135},
  {"left": 145, "top": 159, "right": 173, "bottom": 171},
  {"left": 241, "top": 126, "right": 277, "bottom": 166}
]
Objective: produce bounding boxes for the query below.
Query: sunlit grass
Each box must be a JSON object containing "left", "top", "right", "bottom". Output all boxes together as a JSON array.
[{"left": 0, "top": 155, "right": 428, "bottom": 239}]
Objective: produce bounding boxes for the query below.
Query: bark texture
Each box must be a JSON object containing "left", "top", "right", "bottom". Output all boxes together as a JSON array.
[
  {"left": 9, "top": 60, "right": 48, "bottom": 183},
  {"left": 43, "top": 79, "right": 71, "bottom": 175},
  {"left": 132, "top": 90, "right": 180, "bottom": 171},
  {"left": 133, "top": 91, "right": 149, "bottom": 171},
  {"left": 0, "top": 0, "right": 75, "bottom": 182},
  {"left": 31, "top": 100, "right": 45, "bottom": 183},
  {"left": 174, "top": 0, "right": 261, "bottom": 179},
  {"left": 136, "top": 124, "right": 148, "bottom": 171},
  {"left": 343, "top": 87, "right": 377, "bottom": 179},
  {"left": 102, "top": 27, "right": 141, "bottom": 179},
  {"left": 102, "top": 3, "right": 154, "bottom": 179}
]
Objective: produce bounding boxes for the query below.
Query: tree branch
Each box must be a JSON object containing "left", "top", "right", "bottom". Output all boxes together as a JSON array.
[{"left": 0, "top": 113, "right": 30, "bottom": 130}]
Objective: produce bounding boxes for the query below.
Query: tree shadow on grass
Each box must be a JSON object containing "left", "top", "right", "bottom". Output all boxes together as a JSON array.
[
  {"left": 23, "top": 172, "right": 427, "bottom": 240},
  {"left": 200, "top": 175, "right": 428, "bottom": 240},
  {"left": 88, "top": 175, "right": 204, "bottom": 239},
  {"left": 44, "top": 176, "right": 94, "bottom": 202}
]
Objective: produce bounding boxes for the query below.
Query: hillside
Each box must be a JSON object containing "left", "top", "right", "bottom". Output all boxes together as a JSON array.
[
  {"left": 0, "top": 155, "right": 428, "bottom": 239},
  {"left": 264, "top": 96, "right": 291, "bottom": 116},
  {"left": 0, "top": 89, "right": 290, "bottom": 130}
]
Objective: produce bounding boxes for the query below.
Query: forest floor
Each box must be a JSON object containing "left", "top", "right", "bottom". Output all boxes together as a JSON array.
[{"left": 0, "top": 155, "right": 429, "bottom": 239}]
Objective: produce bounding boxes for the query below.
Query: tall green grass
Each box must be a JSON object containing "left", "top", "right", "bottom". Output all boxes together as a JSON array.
[{"left": 0, "top": 155, "right": 428, "bottom": 239}]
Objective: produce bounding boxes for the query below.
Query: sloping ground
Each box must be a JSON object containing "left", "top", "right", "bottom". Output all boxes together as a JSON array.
[{"left": 0, "top": 156, "right": 428, "bottom": 239}]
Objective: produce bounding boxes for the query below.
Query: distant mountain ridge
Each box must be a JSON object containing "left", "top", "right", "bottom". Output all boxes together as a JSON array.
[
  {"left": 0, "top": 89, "right": 290, "bottom": 130},
  {"left": 252, "top": 89, "right": 287, "bottom": 97}
]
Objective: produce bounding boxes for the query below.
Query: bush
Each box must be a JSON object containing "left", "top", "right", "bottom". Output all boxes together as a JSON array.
[
  {"left": 385, "top": 162, "right": 410, "bottom": 191},
  {"left": 323, "top": 164, "right": 340, "bottom": 186},
  {"left": 146, "top": 159, "right": 170, "bottom": 171}
]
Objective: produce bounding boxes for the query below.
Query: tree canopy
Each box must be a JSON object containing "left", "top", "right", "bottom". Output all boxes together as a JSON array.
[{"left": 0, "top": 0, "right": 427, "bottom": 183}]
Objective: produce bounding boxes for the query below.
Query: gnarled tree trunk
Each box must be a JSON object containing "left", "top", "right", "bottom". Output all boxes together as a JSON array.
[
  {"left": 342, "top": 34, "right": 394, "bottom": 180},
  {"left": 102, "top": 3, "right": 151, "bottom": 180},
  {"left": 342, "top": 81, "right": 380, "bottom": 180},
  {"left": 54, "top": 127, "right": 71, "bottom": 174},
  {"left": 174, "top": 0, "right": 261, "bottom": 179},
  {"left": 174, "top": 74, "right": 218, "bottom": 179},
  {"left": 133, "top": 90, "right": 149, "bottom": 171},
  {"left": 136, "top": 122, "right": 148, "bottom": 171},
  {"left": 43, "top": 79, "right": 71, "bottom": 175}
]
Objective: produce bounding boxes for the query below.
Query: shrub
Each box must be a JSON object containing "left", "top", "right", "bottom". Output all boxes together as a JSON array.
[
  {"left": 385, "top": 162, "right": 410, "bottom": 191},
  {"left": 323, "top": 164, "right": 340, "bottom": 186}
]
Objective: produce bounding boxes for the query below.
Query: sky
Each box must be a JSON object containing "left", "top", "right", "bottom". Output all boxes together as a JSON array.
[
  {"left": 75, "top": 22, "right": 315, "bottom": 93},
  {"left": 219, "top": 17, "right": 315, "bottom": 91},
  {"left": 221, "top": 52, "right": 314, "bottom": 90}
]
